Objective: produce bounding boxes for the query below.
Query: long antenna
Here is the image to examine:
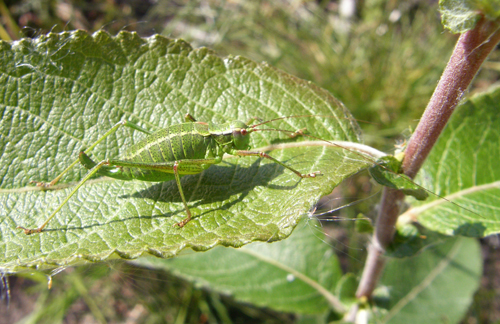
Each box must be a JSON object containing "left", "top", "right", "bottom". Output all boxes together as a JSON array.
[
  {"left": 252, "top": 126, "right": 484, "bottom": 220},
  {"left": 250, "top": 115, "right": 376, "bottom": 128}
]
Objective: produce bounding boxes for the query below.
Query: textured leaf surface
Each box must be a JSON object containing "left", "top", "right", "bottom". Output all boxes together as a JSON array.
[
  {"left": 375, "top": 236, "right": 481, "bottom": 323},
  {"left": 439, "top": 0, "right": 500, "bottom": 33},
  {"left": 405, "top": 86, "right": 500, "bottom": 237},
  {"left": 439, "top": 0, "right": 482, "bottom": 33},
  {"left": 0, "top": 31, "right": 370, "bottom": 272},
  {"left": 132, "top": 219, "right": 344, "bottom": 315}
]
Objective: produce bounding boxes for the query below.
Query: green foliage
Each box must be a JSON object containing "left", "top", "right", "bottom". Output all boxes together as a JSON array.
[
  {"left": 0, "top": 31, "right": 371, "bottom": 272},
  {"left": 132, "top": 221, "right": 483, "bottom": 322},
  {"left": 0, "top": 2, "right": 495, "bottom": 323}
]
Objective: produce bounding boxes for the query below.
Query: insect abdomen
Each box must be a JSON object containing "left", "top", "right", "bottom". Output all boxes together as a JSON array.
[
  {"left": 124, "top": 123, "right": 212, "bottom": 163},
  {"left": 104, "top": 122, "right": 215, "bottom": 181},
  {"left": 80, "top": 123, "right": 217, "bottom": 182}
]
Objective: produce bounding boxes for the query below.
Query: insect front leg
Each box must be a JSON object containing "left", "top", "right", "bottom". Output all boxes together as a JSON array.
[
  {"left": 32, "top": 120, "right": 152, "bottom": 188},
  {"left": 172, "top": 161, "right": 192, "bottom": 228},
  {"left": 233, "top": 150, "right": 321, "bottom": 178}
]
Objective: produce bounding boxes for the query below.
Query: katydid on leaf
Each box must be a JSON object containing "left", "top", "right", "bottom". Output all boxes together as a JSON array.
[{"left": 18, "top": 114, "right": 322, "bottom": 234}]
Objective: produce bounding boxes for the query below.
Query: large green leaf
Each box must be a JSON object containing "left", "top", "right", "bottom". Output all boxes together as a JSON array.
[
  {"left": 375, "top": 236, "right": 481, "bottom": 323},
  {"left": 402, "top": 85, "right": 500, "bottom": 237},
  {"left": 132, "top": 219, "right": 345, "bottom": 315},
  {"left": 0, "top": 31, "right": 372, "bottom": 273},
  {"left": 131, "top": 224, "right": 481, "bottom": 320}
]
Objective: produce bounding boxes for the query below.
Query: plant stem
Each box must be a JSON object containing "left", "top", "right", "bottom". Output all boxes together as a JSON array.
[{"left": 354, "top": 16, "right": 500, "bottom": 302}]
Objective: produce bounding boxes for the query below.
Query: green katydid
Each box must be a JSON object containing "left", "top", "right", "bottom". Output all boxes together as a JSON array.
[{"left": 18, "top": 114, "right": 322, "bottom": 234}]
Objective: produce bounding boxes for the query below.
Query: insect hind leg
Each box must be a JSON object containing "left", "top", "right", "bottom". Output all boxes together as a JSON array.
[
  {"left": 18, "top": 160, "right": 111, "bottom": 235},
  {"left": 31, "top": 120, "right": 152, "bottom": 188}
]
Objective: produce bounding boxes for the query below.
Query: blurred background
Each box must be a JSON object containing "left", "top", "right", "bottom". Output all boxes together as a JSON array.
[{"left": 1, "top": 0, "right": 499, "bottom": 323}]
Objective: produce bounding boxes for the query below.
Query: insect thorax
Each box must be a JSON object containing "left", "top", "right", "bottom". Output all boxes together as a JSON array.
[{"left": 208, "top": 120, "right": 251, "bottom": 152}]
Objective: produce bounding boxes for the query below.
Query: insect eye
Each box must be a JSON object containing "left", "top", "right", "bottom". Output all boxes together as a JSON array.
[{"left": 240, "top": 129, "right": 248, "bottom": 136}]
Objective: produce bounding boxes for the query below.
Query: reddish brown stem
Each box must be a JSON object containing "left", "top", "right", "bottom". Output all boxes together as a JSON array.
[
  {"left": 354, "top": 16, "right": 500, "bottom": 303},
  {"left": 403, "top": 19, "right": 500, "bottom": 179}
]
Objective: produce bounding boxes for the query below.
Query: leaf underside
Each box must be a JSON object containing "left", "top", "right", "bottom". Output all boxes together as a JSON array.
[
  {"left": 377, "top": 236, "right": 481, "bottom": 323},
  {"left": 132, "top": 218, "right": 344, "bottom": 315}
]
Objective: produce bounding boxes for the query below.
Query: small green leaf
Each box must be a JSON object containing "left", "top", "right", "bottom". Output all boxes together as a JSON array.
[
  {"left": 369, "top": 156, "right": 428, "bottom": 200},
  {"left": 0, "top": 31, "right": 372, "bottom": 272},
  {"left": 439, "top": 0, "right": 500, "bottom": 33},
  {"left": 439, "top": 0, "right": 482, "bottom": 33},
  {"left": 408, "top": 85, "right": 500, "bottom": 237},
  {"left": 132, "top": 219, "right": 344, "bottom": 315}
]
